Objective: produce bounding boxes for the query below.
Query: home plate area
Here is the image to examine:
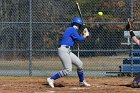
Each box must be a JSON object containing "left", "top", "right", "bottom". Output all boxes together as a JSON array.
[{"left": 0, "top": 77, "right": 140, "bottom": 93}]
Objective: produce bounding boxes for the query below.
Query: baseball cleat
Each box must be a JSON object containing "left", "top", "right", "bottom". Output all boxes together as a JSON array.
[
  {"left": 47, "top": 78, "right": 54, "bottom": 88},
  {"left": 80, "top": 80, "right": 91, "bottom": 87},
  {"left": 131, "top": 81, "right": 140, "bottom": 88}
]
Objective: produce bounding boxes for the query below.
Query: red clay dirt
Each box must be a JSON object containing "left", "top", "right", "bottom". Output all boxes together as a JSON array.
[{"left": 0, "top": 77, "right": 140, "bottom": 93}]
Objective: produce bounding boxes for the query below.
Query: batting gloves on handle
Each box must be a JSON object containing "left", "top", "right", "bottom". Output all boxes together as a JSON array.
[{"left": 83, "top": 28, "right": 89, "bottom": 38}]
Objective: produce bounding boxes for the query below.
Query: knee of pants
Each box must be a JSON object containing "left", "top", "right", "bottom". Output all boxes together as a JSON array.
[
  {"left": 63, "top": 68, "right": 72, "bottom": 75},
  {"left": 77, "top": 63, "right": 83, "bottom": 71}
]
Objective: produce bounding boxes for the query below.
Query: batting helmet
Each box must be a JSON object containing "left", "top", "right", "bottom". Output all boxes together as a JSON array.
[{"left": 72, "top": 17, "right": 83, "bottom": 25}]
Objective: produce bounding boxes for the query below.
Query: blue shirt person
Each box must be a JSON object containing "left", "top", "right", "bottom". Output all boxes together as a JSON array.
[{"left": 47, "top": 17, "right": 91, "bottom": 88}]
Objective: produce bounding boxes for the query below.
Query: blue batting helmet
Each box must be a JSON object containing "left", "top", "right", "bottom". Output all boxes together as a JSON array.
[{"left": 72, "top": 17, "right": 83, "bottom": 25}]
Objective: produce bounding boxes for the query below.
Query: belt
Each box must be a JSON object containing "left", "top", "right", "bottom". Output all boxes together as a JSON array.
[{"left": 59, "top": 45, "right": 71, "bottom": 48}]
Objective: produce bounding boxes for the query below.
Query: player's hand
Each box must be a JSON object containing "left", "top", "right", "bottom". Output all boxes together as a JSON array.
[
  {"left": 83, "top": 28, "right": 89, "bottom": 38},
  {"left": 126, "top": 18, "right": 134, "bottom": 31}
]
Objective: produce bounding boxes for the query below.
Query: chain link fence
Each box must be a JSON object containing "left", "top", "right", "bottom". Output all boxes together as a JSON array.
[{"left": 0, "top": 0, "right": 140, "bottom": 77}]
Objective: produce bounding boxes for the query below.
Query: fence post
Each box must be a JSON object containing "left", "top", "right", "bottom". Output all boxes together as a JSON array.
[
  {"left": 29, "top": 0, "right": 33, "bottom": 76},
  {"left": 130, "top": 0, "right": 134, "bottom": 77}
]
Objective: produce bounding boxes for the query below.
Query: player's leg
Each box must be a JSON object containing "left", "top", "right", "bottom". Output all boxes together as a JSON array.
[
  {"left": 47, "top": 47, "right": 72, "bottom": 88},
  {"left": 70, "top": 52, "right": 91, "bottom": 87},
  {"left": 131, "top": 72, "right": 140, "bottom": 88}
]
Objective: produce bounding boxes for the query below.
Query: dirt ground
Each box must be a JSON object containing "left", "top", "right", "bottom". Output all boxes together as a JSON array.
[{"left": 0, "top": 77, "right": 140, "bottom": 93}]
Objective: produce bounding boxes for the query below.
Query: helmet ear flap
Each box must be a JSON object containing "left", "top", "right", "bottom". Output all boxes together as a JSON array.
[{"left": 71, "top": 22, "right": 81, "bottom": 29}]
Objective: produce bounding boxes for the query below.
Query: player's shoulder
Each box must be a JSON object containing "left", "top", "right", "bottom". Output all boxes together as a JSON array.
[
  {"left": 66, "top": 27, "right": 77, "bottom": 32},
  {"left": 67, "top": 27, "right": 76, "bottom": 30}
]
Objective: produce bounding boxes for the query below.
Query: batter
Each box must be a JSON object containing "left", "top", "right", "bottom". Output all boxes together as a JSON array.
[{"left": 47, "top": 17, "right": 91, "bottom": 88}]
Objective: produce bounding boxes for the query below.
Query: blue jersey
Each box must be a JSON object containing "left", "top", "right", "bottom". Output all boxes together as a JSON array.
[{"left": 59, "top": 27, "right": 85, "bottom": 47}]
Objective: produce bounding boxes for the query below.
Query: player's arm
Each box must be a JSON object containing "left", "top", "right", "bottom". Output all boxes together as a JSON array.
[
  {"left": 129, "top": 30, "right": 140, "bottom": 45},
  {"left": 71, "top": 31, "right": 85, "bottom": 41},
  {"left": 126, "top": 18, "right": 140, "bottom": 46},
  {"left": 71, "top": 28, "right": 89, "bottom": 41}
]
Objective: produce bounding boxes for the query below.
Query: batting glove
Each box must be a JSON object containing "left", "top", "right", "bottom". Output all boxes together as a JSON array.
[{"left": 83, "top": 28, "right": 89, "bottom": 38}]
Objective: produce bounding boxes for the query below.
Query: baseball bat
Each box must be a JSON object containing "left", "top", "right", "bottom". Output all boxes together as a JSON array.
[
  {"left": 75, "top": 2, "right": 84, "bottom": 24},
  {"left": 75, "top": 2, "right": 82, "bottom": 58}
]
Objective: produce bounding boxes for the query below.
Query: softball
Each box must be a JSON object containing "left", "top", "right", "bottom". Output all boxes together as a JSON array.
[{"left": 98, "top": 12, "right": 103, "bottom": 16}]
